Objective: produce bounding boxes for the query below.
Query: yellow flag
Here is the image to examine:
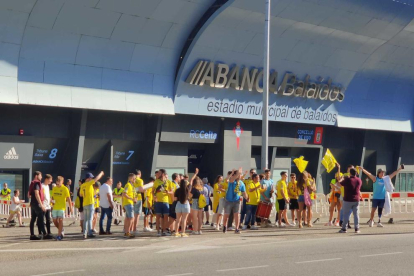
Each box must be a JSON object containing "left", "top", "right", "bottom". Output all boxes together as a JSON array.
[
  {"left": 322, "top": 149, "right": 337, "bottom": 173},
  {"left": 293, "top": 156, "right": 308, "bottom": 173}
]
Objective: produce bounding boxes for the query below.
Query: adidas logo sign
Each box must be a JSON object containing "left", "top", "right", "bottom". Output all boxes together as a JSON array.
[{"left": 4, "top": 147, "right": 19, "bottom": 160}]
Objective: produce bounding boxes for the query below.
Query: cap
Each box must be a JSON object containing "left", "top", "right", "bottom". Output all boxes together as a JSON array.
[
  {"left": 377, "top": 168, "right": 385, "bottom": 174},
  {"left": 85, "top": 172, "right": 94, "bottom": 179}
]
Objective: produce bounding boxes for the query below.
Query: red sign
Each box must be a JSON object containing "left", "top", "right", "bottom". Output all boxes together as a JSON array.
[{"left": 314, "top": 127, "right": 323, "bottom": 144}]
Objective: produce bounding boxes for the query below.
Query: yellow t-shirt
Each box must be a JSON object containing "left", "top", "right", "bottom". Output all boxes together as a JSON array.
[
  {"left": 247, "top": 182, "right": 261, "bottom": 205},
  {"left": 134, "top": 178, "right": 144, "bottom": 201},
  {"left": 168, "top": 181, "right": 179, "bottom": 205},
  {"left": 1, "top": 188, "right": 11, "bottom": 200},
  {"left": 287, "top": 181, "right": 298, "bottom": 199},
  {"left": 94, "top": 189, "right": 100, "bottom": 208},
  {"left": 276, "top": 180, "right": 289, "bottom": 200},
  {"left": 143, "top": 188, "right": 153, "bottom": 208},
  {"left": 123, "top": 182, "right": 134, "bottom": 207},
  {"left": 219, "top": 182, "right": 228, "bottom": 199},
  {"left": 80, "top": 180, "right": 95, "bottom": 206},
  {"left": 153, "top": 179, "right": 170, "bottom": 203},
  {"left": 307, "top": 179, "right": 316, "bottom": 200},
  {"left": 213, "top": 183, "right": 220, "bottom": 212},
  {"left": 51, "top": 186, "right": 70, "bottom": 211}
]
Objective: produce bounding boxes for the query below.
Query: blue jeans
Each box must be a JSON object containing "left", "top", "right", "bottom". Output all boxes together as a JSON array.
[
  {"left": 240, "top": 198, "right": 247, "bottom": 224},
  {"left": 83, "top": 204, "right": 94, "bottom": 236},
  {"left": 340, "top": 200, "right": 352, "bottom": 222},
  {"left": 244, "top": 204, "right": 258, "bottom": 226},
  {"left": 99, "top": 207, "right": 113, "bottom": 233}
]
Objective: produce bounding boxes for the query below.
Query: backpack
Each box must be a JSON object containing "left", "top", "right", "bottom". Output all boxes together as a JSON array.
[{"left": 198, "top": 193, "right": 207, "bottom": 209}]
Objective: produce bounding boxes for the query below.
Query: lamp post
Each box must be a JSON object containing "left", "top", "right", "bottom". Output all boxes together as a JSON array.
[{"left": 261, "top": 0, "right": 271, "bottom": 170}]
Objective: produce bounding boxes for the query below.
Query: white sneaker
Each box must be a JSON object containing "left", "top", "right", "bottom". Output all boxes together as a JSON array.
[
  {"left": 242, "top": 225, "right": 247, "bottom": 230},
  {"left": 324, "top": 222, "right": 333, "bottom": 226},
  {"left": 133, "top": 230, "right": 139, "bottom": 235},
  {"left": 215, "top": 226, "right": 220, "bottom": 231},
  {"left": 278, "top": 224, "right": 286, "bottom": 228},
  {"left": 291, "top": 222, "right": 296, "bottom": 227},
  {"left": 281, "top": 222, "right": 286, "bottom": 227},
  {"left": 143, "top": 227, "right": 149, "bottom": 232},
  {"left": 147, "top": 227, "right": 154, "bottom": 232},
  {"left": 191, "top": 231, "right": 199, "bottom": 235},
  {"left": 251, "top": 225, "right": 259, "bottom": 230},
  {"left": 377, "top": 222, "right": 384, "bottom": 228},
  {"left": 369, "top": 220, "right": 374, "bottom": 227},
  {"left": 228, "top": 227, "right": 235, "bottom": 231}
]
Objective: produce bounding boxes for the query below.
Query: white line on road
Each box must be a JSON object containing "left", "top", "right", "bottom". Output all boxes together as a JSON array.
[
  {"left": 30, "top": 269, "right": 85, "bottom": 276},
  {"left": 296, "top": 258, "right": 342, "bottom": 264},
  {"left": 360, "top": 252, "right": 403, "bottom": 258},
  {"left": 0, "top": 243, "right": 19, "bottom": 248},
  {"left": 217, "top": 265, "right": 269, "bottom": 272},
  {"left": 0, "top": 245, "right": 174, "bottom": 253},
  {"left": 164, "top": 273, "right": 193, "bottom": 276}
]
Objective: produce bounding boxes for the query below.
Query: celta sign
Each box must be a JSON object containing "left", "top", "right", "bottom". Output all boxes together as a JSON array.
[
  {"left": 190, "top": 130, "right": 217, "bottom": 140},
  {"left": 186, "top": 60, "right": 346, "bottom": 102}
]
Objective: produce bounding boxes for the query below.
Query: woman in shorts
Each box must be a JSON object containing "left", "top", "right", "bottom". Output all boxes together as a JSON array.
[
  {"left": 174, "top": 179, "right": 191, "bottom": 237},
  {"left": 189, "top": 177, "right": 203, "bottom": 235}
]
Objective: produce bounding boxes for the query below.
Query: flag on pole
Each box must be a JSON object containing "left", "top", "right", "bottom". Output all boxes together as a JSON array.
[
  {"left": 293, "top": 156, "right": 308, "bottom": 173},
  {"left": 322, "top": 149, "right": 337, "bottom": 173}
]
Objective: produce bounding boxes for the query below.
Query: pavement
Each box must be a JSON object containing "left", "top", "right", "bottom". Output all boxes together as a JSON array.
[{"left": 1, "top": 216, "right": 414, "bottom": 276}]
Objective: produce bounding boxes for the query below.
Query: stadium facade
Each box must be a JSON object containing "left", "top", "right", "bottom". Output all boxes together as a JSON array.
[{"left": 0, "top": 0, "right": 414, "bottom": 198}]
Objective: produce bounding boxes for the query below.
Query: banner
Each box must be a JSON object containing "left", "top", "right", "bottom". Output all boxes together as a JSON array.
[
  {"left": 293, "top": 156, "right": 308, "bottom": 173},
  {"left": 322, "top": 149, "right": 337, "bottom": 173}
]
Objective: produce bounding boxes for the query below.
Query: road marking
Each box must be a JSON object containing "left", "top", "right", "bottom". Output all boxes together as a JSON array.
[
  {"left": 30, "top": 269, "right": 85, "bottom": 276},
  {"left": 0, "top": 243, "right": 19, "bottom": 248},
  {"left": 360, "top": 252, "right": 403, "bottom": 258},
  {"left": 164, "top": 273, "right": 193, "bottom": 276},
  {"left": 217, "top": 265, "right": 269, "bottom": 272},
  {"left": 296, "top": 258, "right": 342, "bottom": 264}
]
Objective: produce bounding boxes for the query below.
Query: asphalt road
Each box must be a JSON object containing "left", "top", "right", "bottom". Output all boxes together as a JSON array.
[{"left": 1, "top": 219, "right": 414, "bottom": 276}]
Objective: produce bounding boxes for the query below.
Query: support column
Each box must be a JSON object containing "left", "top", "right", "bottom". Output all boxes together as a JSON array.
[
  {"left": 72, "top": 109, "right": 87, "bottom": 201},
  {"left": 150, "top": 116, "right": 162, "bottom": 174},
  {"left": 270, "top": 147, "right": 277, "bottom": 172},
  {"left": 316, "top": 146, "right": 324, "bottom": 193}
]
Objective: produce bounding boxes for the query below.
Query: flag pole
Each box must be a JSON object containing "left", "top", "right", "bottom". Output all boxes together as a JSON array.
[{"left": 261, "top": 0, "right": 271, "bottom": 170}]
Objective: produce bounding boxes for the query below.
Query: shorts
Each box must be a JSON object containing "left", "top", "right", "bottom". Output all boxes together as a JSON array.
[
  {"left": 94, "top": 207, "right": 100, "bottom": 214},
  {"left": 10, "top": 208, "right": 21, "bottom": 215},
  {"left": 52, "top": 210, "right": 64, "bottom": 219},
  {"left": 154, "top": 202, "right": 169, "bottom": 216},
  {"left": 79, "top": 211, "right": 84, "bottom": 220},
  {"left": 224, "top": 200, "right": 241, "bottom": 214},
  {"left": 191, "top": 199, "right": 202, "bottom": 211},
  {"left": 169, "top": 203, "right": 176, "bottom": 219},
  {"left": 203, "top": 204, "right": 209, "bottom": 212},
  {"left": 298, "top": 195, "right": 305, "bottom": 203},
  {"left": 124, "top": 204, "right": 134, "bottom": 218},
  {"left": 175, "top": 201, "right": 190, "bottom": 214},
  {"left": 278, "top": 199, "right": 287, "bottom": 210},
  {"left": 372, "top": 199, "right": 385, "bottom": 209},
  {"left": 134, "top": 200, "right": 142, "bottom": 214},
  {"left": 289, "top": 199, "right": 299, "bottom": 210},
  {"left": 143, "top": 207, "right": 151, "bottom": 216},
  {"left": 217, "top": 198, "right": 225, "bottom": 215}
]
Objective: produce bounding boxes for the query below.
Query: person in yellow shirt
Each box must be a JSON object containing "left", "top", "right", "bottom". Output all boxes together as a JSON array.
[
  {"left": 143, "top": 177, "right": 155, "bottom": 232},
  {"left": 212, "top": 175, "right": 222, "bottom": 229},
  {"left": 325, "top": 172, "right": 343, "bottom": 227},
  {"left": 92, "top": 182, "right": 100, "bottom": 234},
  {"left": 51, "top": 176, "right": 72, "bottom": 241},
  {"left": 153, "top": 169, "right": 173, "bottom": 236},
  {"left": 112, "top": 181, "right": 124, "bottom": 225},
  {"left": 123, "top": 173, "right": 135, "bottom": 238},
  {"left": 1, "top": 183, "right": 11, "bottom": 201},
  {"left": 214, "top": 171, "right": 230, "bottom": 230},
  {"left": 288, "top": 173, "right": 299, "bottom": 226},
  {"left": 132, "top": 170, "right": 145, "bottom": 235},
  {"left": 276, "top": 172, "right": 290, "bottom": 227},
  {"left": 242, "top": 173, "right": 261, "bottom": 230},
  {"left": 80, "top": 171, "right": 104, "bottom": 239}
]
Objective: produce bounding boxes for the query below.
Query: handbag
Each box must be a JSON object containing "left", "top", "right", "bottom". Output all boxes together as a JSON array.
[
  {"left": 198, "top": 194, "right": 207, "bottom": 209},
  {"left": 74, "top": 196, "right": 80, "bottom": 209}
]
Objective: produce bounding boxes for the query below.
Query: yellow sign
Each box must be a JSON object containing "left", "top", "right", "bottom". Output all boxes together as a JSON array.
[
  {"left": 322, "top": 149, "right": 337, "bottom": 173},
  {"left": 293, "top": 156, "right": 308, "bottom": 173}
]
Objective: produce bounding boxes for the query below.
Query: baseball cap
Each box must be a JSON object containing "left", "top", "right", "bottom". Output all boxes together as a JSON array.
[
  {"left": 377, "top": 168, "right": 385, "bottom": 174},
  {"left": 85, "top": 172, "right": 94, "bottom": 179}
]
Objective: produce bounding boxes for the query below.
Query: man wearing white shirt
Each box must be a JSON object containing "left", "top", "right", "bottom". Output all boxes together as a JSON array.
[
  {"left": 99, "top": 177, "right": 114, "bottom": 235},
  {"left": 42, "top": 174, "right": 53, "bottom": 239}
]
